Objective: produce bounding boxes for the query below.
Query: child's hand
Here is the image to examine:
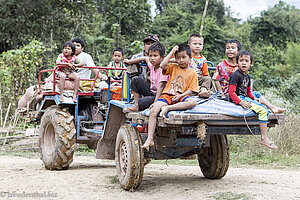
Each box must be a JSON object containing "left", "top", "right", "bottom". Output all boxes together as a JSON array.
[
  {"left": 172, "top": 94, "right": 182, "bottom": 103},
  {"left": 239, "top": 101, "right": 252, "bottom": 109},
  {"left": 172, "top": 45, "right": 179, "bottom": 54},
  {"left": 123, "top": 59, "right": 131, "bottom": 64},
  {"left": 254, "top": 97, "right": 261, "bottom": 103},
  {"left": 68, "top": 63, "right": 75, "bottom": 70},
  {"left": 100, "top": 75, "right": 108, "bottom": 81}
]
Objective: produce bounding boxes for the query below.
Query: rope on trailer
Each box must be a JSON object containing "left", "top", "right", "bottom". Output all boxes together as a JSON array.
[{"left": 243, "top": 108, "right": 281, "bottom": 143}]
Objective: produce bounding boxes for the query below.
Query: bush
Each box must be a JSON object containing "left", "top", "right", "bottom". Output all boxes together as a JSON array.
[
  {"left": 0, "top": 40, "right": 50, "bottom": 113},
  {"left": 228, "top": 114, "right": 300, "bottom": 167}
]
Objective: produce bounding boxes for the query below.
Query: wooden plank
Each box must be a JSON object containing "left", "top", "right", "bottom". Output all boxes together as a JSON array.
[{"left": 126, "top": 112, "right": 284, "bottom": 126}]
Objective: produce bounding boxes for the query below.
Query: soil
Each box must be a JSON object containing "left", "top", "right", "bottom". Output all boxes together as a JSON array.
[{"left": 0, "top": 155, "right": 299, "bottom": 200}]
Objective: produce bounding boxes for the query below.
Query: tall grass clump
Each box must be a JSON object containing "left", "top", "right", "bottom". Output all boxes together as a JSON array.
[{"left": 228, "top": 114, "right": 300, "bottom": 168}]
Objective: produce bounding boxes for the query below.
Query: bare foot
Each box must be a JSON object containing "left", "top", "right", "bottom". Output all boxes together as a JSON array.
[
  {"left": 160, "top": 106, "right": 169, "bottom": 119},
  {"left": 271, "top": 107, "right": 286, "bottom": 114},
  {"left": 260, "top": 139, "right": 278, "bottom": 149},
  {"left": 59, "top": 95, "right": 64, "bottom": 102},
  {"left": 198, "top": 90, "right": 211, "bottom": 98},
  {"left": 124, "top": 104, "right": 138, "bottom": 112},
  {"left": 141, "top": 138, "right": 154, "bottom": 148}
]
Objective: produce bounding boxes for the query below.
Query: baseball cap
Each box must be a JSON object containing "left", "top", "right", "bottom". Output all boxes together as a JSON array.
[{"left": 143, "top": 34, "right": 159, "bottom": 43}]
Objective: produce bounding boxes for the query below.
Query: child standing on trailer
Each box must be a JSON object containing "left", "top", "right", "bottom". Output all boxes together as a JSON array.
[
  {"left": 229, "top": 50, "right": 277, "bottom": 149},
  {"left": 142, "top": 44, "right": 198, "bottom": 148},
  {"left": 56, "top": 41, "right": 84, "bottom": 103},
  {"left": 188, "top": 34, "right": 213, "bottom": 98},
  {"left": 107, "top": 47, "right": 126, "bottom": 83},
  {"left": 213, "top": 39, "right": 241, "bottom": 99}
]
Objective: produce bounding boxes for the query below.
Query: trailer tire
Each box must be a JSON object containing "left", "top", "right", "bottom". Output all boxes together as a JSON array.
[
  {"left": 39, "top": 106, "right": 76, "bottom": 170},
  {"left": 198, "top": 135, "right": 230, "bottom": 179},
  {"left": 115, "top": 124, "right": 144, "bottom": 190}
]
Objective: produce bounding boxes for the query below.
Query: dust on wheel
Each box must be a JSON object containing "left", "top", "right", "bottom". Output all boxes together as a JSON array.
[
  {"left": 39, "top": 106, "right": 76, "bottom": 170},
  {"left": 198, "top": 135, "right": 230, "bottom": 179},
  {"left": 115, "top": 124, "right": 144, "bottom": 190}
]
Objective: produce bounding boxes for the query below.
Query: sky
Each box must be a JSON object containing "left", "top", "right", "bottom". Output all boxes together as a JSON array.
[
  {"left": 149, "top": 0, "right": 300, "bottom": 21},
  {"left": 223, "top": 0, "right": 300, "bottom": 21}
]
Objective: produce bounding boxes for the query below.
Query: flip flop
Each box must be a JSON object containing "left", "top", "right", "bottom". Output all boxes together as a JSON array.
[{"left": 124, "top": 106, "right": 138, "bottom": 112}]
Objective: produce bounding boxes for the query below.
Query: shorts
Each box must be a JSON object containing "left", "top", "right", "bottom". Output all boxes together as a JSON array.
[
  {"left": 157, "top": 94, "right": 190, "bottom": 105},
  {"left": 56, "top": 70, "right": 74, "bottom": 78},
  {"left": 252, "top": 91, "right": 262, "bottom": 99},
  {"left": 239, "top": 95, "right": 269, "bottom": 123}
]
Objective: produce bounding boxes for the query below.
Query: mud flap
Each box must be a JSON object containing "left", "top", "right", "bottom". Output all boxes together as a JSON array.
[{"left": 96, "top": 104, "right": 126, "bottom": 159}]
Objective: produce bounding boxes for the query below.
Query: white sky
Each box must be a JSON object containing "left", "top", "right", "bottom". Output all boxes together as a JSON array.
[{"left": 223, "top": 0, "right": 300, "bottom": 21}]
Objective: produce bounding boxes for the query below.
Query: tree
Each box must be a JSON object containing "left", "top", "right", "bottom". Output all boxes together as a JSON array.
[
  {"left": 0, "top": 0, "right": 93, "bottom": 53},
  {"left": 249, "top": 1, "right": 300, "bottom": 48},
  {"left": 0, "top": 40, "right": 48, "bottom": 111}
]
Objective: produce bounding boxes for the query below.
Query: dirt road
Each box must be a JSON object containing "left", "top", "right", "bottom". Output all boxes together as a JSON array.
[{"left": 0, "top": 155, "right": 299, "bottom": 200}]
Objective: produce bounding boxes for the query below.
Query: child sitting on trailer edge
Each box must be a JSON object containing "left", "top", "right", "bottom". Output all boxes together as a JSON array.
[
  {"left": 142, "top": 44, "right": 199, "bottom": 148},
  {"left": 228, "top": 50, "right": 278, "bottom": 149},
  {"left": 56, "top": 41, "right": 84, "bottom": 103}
]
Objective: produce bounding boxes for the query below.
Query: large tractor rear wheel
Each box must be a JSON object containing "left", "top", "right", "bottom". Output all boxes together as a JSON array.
[
  {"left": 39, "top": 106, "right": 76, "bottom": 170},
  {"left": 115, "top": 124, "right": 144, "bottom": 190},
  {"left": 198, "top": 135, "right": 230, "bottom": 179}
]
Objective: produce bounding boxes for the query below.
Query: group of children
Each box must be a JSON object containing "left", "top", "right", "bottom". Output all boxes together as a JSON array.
[{"left": 56, "top": 34, "right": 286, "bottom": 150}]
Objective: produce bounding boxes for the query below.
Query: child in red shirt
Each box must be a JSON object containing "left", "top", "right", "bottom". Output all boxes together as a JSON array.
[{"left": 56, "top": 41, "right": 83, "bottom": 102}]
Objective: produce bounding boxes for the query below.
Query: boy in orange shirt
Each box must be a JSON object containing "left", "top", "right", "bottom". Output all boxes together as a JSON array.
[
  {"left": 188, "top": 34, "right": 212, "bottom": 98},
  {"left": 142, "top": 44, "right": 199, "bottom": 148}
]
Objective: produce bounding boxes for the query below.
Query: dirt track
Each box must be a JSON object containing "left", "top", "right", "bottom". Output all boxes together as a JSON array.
[{"left": 0, "top": 155, "right": 299, "bottom": 200}]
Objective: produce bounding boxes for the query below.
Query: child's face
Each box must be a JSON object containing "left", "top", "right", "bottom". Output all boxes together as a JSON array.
[
  {"left": 63, "top": 46, "right": 73, "bottom": 57},
  {"left": 74, "top": 42, "right": 83, "bottom": 56},
  {"left": 175, "top": 51, "right": 191, "bottom": 69},
  {"left": 112, "top": 51, "right": 123, "bottom": 63},
  {"left": 237, "top": 55, "right": 252, "bottom": 74},
  {"left": 144, "top": 41, "right": 155, "bottom": 55},
  {"left": 188, "top": 37, "right": 204, "bottom": 56},
  {"left": 149, "top": 50, "right": 164, "bottom": 67},
  {"left": 225, "top": 43, "right": 239, "bottom": 60}
]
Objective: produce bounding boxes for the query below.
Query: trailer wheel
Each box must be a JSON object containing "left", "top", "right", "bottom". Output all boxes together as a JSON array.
[
  {"left": 198, "top": 135, "right": 230, "bottom": 179},
  {"left": 115, "top": 124, "right": 144, "bottom": 190},
  {"left": 39, "top": 106, "right": 76, "bottom": 170}
]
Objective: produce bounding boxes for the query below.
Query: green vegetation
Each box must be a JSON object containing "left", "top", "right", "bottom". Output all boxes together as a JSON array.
[
  {"left": 152, "top": 115, "right": 300, "bottom": 169},
  {"left": 0, "top": 0, "right": 299, "bottom": 168},
  {"left": 210, "top": 191, "right": 253, "bottom": 200}
]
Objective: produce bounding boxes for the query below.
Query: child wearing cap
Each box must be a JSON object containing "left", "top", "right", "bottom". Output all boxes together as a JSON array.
[{"left": 131, "top": 34, "right": 160, "bottom": 81}]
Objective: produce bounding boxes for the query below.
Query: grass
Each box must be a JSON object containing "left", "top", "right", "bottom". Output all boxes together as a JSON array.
[
  {"left": 210, "top": 191, "right": 253, "bottom": 200},
  {"left": 104, "top": 176, "right": 119, "bottom": 189},
  {"left": 1, "top": 114, "right": 299, "bottom": 169},
  {"left": 149, "top": 154, "right": 300, "bottom": 170},
  {"left": 0, "top": 149, "right": 40, "bottom": 158}
]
